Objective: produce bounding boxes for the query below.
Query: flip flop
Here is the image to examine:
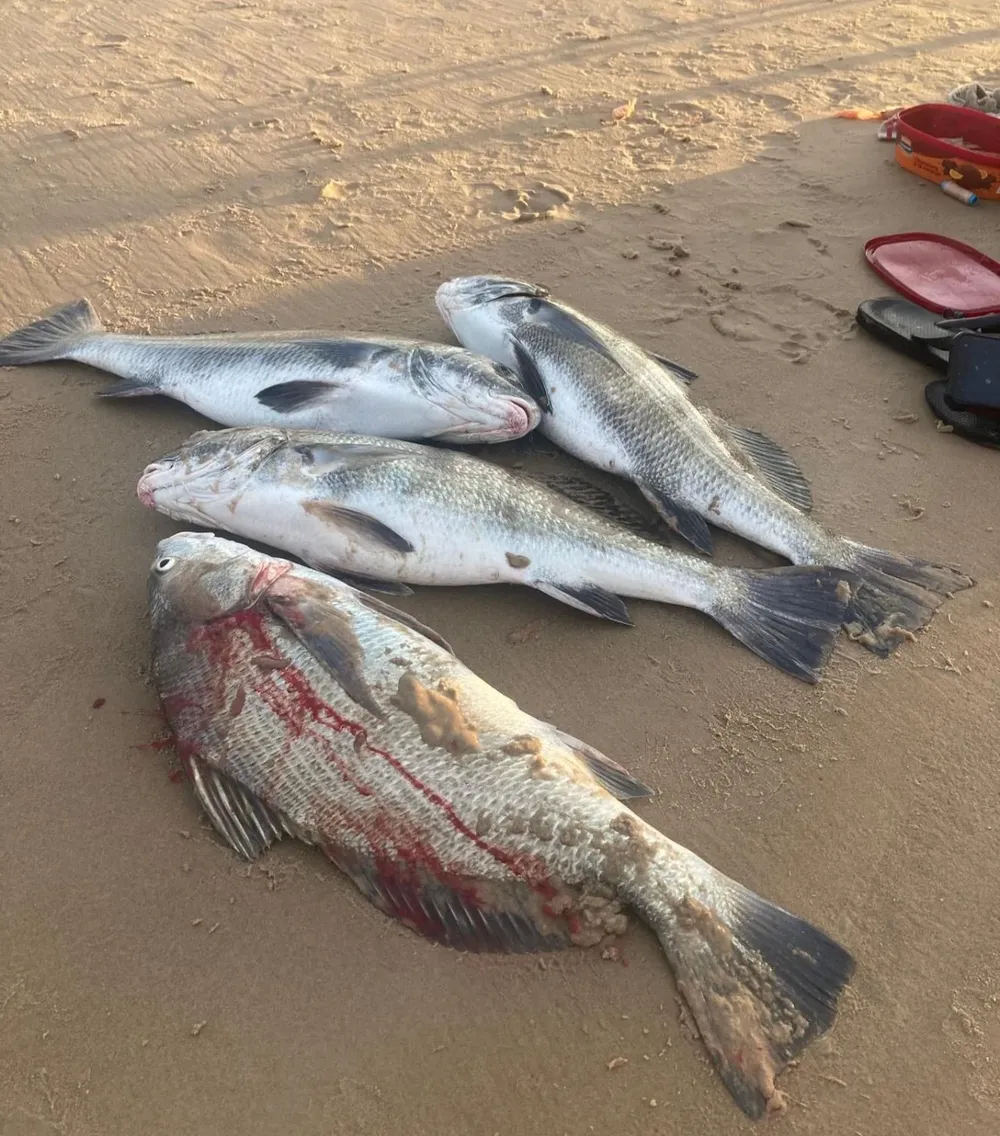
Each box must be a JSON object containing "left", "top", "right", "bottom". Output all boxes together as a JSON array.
[
  {"left": 924, "top": 380, "right": 1000, "bottom": 448},
  {"left": 856, "top": 298, "right": 1000, "bottom": 372}
]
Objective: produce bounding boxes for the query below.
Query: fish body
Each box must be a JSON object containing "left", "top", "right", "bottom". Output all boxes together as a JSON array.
[
  {"left": 148, "top": 531, "right": 855, "bottom": 1118},
  {"left": 139, "top": 427, "right": 855, "bottom": 682},
  {"left": 435, "top": 276, "right": 974, "bottom": 651},
  {"left": 0, "top": 298, "right": 540, "bottom": 443}
]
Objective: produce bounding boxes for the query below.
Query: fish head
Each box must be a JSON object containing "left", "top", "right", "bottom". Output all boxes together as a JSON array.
[
  {"left": 137, "top": 427, "right": 288, "bottom": 524},
  {"left": 435, "top": 276, "right": 549, "bottom": 369},
  {"left": 412, "top": 345, "right": 541, "bottom": 442},
  {"left": 147, "top": 531, "right": 293, "bottom": 628}
]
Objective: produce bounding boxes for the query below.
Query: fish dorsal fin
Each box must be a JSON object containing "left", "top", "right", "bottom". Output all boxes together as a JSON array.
[
  {"left": 302, "top": 500, "right": 414, "bottom": 554},
  {"left": 354, "top": 592, "right": 455, "bottom": 655},
  {"left": 636, "top": 485, "right": 714, "bottom": 555},
  {"left": 294, "top": 441, "right": 413, "bottom": 475},
  {"left": 264, "top": 577, "right": 385, "bottom": 718},
  {"left": 525, "top": 471, "right": 670, "bottom": 543},
  {"left": 532, "top": 580, "right": 633, "bottom": 625},
  {"left": 708, "top": 417, "right": 813, "bottom": 513},
  {"left": 647, "top": 351, "right": 698, "bottom": 384},
  {"left": 549, "top": 728, "right": 653, "bottom": 799},
  {"left": 325, "top": 570, "right": 414, "bottom": 597},
  {"left": 187, "top": 756, "right": 298, "bottom": 861},
  {"left": 328, "top": 846, "right": 572, "bottom": 953}
]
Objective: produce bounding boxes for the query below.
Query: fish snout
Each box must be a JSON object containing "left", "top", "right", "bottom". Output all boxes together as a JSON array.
[
  {"left": 136, "top": 454, "right": 180, "bottom": 509},
  {"left": 507, "top": 395, "right": 541, "bottom": 437}
]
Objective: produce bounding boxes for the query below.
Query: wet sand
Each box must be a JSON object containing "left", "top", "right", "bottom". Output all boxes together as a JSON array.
[{"left": 2, "top": 1, "right": 999, "bottom": 1133}]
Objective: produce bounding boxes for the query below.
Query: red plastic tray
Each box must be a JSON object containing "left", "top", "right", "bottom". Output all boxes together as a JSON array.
[{"left": 864, "top": 232, "right": 1000, "bottom": 317}]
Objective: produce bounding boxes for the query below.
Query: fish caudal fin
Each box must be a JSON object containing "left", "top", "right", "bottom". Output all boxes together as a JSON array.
[
  {"left": 837, "top": 541, "right": 974, "bottom": 655},
  {"left": 711, "top": 566, "right": 851, "bottom": 682},
  {"left": 0, "top": 298, "right": 103, "bottom": 366},
  {"left": 654, "top": 873, "right": 855, "bottom": 1118}
]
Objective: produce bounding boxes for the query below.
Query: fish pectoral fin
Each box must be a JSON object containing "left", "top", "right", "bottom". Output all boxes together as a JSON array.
[
  {"left": 354, "top": 592, "right": 455, "bottom": 655},
  {"left": 532, "top": 580, "right": 633, "bottom": 625},
  {"left": 717, "top": 420, "right": 813, "bottom": 513},
  {"left": 510, "top": 338, "right": 551, "bottom": 412},
  {"left": 526, "top": 471, "right": 669, "bottom": 543},
  {"left": 264, "top": 580, "right": 385, "bottom": 718},
  {"left": 327, "top": 846, "right": 571, "bottom": 954},
  {"left": 302, "top": 500, "right": 415, "bottom": 554},
  {"left": 646, "top": 350, "right": 698, "bottom": 384},
  {"left": 636, "top": 485, "right": 714, "bottom": 555},
  {"left": 187, "top": 756, "right": 296, "bottom": 861},
  {"left": 318, "top": 569, "right": 414, "bottom": 597},
  {"left": 549, "top": 727, "right": 654, "bottom": 799},
  {"left": 255, "top": 379, "right": 343, "bottom": 412}
]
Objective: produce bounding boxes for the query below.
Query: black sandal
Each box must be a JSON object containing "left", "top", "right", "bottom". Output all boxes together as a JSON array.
[
  {"left": 923, "top": 331, "right": 1000, "bottom": 447},
  {"left": 856, "top": 297, "right": 1000, "bottom": 372}
]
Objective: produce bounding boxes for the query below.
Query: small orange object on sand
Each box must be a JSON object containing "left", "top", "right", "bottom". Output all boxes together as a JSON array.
[{"left": 834, "top": 108, "right": 899, "bottom": 121}]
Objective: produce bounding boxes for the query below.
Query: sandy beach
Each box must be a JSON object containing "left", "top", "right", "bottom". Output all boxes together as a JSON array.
[{"left": 2, "top": 1, "right": 999, "bottom": 1133}]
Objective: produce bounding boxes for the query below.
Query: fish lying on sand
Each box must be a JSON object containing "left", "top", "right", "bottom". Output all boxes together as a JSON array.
[
  {"left": 434, "top": 276, "right": 975, "bottom": 653},
  {"left": 138, "top": 427, "right": 855, "bottom": 683},
  {"left": 0, "top": 298, "right": 540, "bottom": 443},
  {"left": 149, "top": 531, "right": 855, "bottom": 1118}
]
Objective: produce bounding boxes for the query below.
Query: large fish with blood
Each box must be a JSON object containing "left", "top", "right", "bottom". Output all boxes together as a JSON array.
[
  {"left": 148, "top": 531, "right": 855, "bottom": 1118},
  {"left": 434, "top": 275, "right": 975, "bottom": 652},
  {"left": 138, "top": 426, "right": 855, "bottom": 683},
  {"left": 0, "top": 298, "right": 539, "bottom": 443}
]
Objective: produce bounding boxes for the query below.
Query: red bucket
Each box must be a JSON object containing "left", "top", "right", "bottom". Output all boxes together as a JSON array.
[{"left": 894, "top": 103, "right": 1000, "bottom": 200}]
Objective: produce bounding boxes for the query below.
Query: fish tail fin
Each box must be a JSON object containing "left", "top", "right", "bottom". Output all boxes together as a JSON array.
[
  {"left": 836, "top": 540, "right": 974, "bottom": 655},
  {"left": 0, "top": 299, "right": 103, "bottom": 365},
  {"left": 650, "top": 863, "right": 855, "bottom": 1118},
  {"left": 709, "top": 566, "right": 851, "bottom": 682}
]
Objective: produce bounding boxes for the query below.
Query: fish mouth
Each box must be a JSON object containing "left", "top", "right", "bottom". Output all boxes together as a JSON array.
[
  {"left": 436, "top": 397, "right": 540, "bottom": 442},
  {"left": 505, "top": 396, "right": 541, "bottom": 437}
]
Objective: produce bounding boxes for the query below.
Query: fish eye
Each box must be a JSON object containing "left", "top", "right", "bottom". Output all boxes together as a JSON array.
[
  {"left": 494, "top": 363, "right": 517, "bottom": 380},
  {"left": 155, "top": 556, "right": 175, "bottom": 573}
]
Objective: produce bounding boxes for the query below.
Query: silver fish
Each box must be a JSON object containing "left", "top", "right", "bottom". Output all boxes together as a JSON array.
[
  {"left": 434, "top": 276, "right": 975, "bottom": 652},
  {"left": 0, "top": 298, "right": 540, "bottom": 443},
  {"left": 149, "top": 531, "right": 855, "bottom": 1118},
  {"left": 138, "top": 426, "right": 854, "bottom": 683}
]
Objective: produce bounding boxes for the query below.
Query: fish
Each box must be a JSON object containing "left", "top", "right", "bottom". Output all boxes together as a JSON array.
[
  {"left": 434, "top": 275, "right": 976, "bottom": 653},
  {"left": 138, "top": 426, "right": 855, "bottom": 683},
  {"left": 148, "top": 530, "right": 855, "bottom": 1118},
  {"left": 0, "top": 298, "right": 540, "bottom": 443}
]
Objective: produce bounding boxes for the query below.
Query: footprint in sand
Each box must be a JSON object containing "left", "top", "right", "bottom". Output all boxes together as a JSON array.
[
  {"left": 461, "top": 181, "right": 574, "bottom": 222},
  {"left": 708, "top": 284, "right": 854, "bottom": 363},
  {"left": 942, "top": 958, "right": 1000, "bottom": 1114}
]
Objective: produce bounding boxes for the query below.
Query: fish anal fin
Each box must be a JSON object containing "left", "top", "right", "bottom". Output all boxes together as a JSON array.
[
  {"left": 723, "top": 422, "right": 813, "bottom": 513},
  {"left": 550, "top": 727, "right": 653, "bottom": 799},
  {"left": 256, "top": 380, "right": 342, "bottom": 412},
  {"left": 511, "top": 339, "right": 551, "bottom": 412},
  {"left": 637, "top": 485, "right": 714, "bottom": 555},
  {"left": 264, "top": 578, "right": 385, "bottom": 718},
  {"left": 327, "top": 845, "right": 572, "bottom": 953},
  {"left": 533, "top": 580, "right": 632, "bottom": 625},
  {"left": 186, "top": 756, "right": 295, "bottom": 861},
  {"left": 302, "top": 500, "right": 414, "bottom": 554}
]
